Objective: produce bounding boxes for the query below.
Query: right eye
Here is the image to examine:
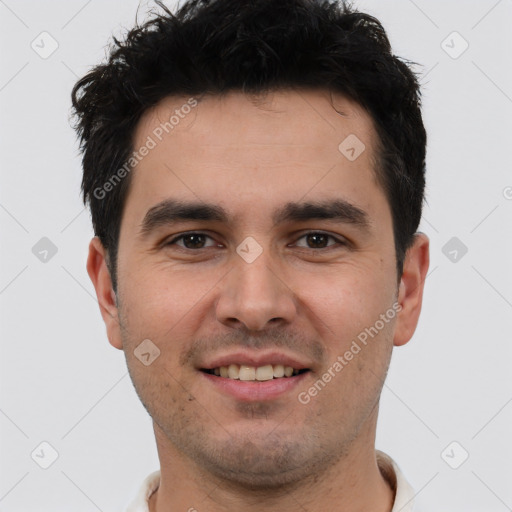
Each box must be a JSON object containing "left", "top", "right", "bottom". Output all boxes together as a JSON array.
[{"left": 165, "top": 232, "right": 221, "bottom": 250}]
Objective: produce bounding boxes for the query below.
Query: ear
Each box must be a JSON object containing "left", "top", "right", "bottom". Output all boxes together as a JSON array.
[
  {"left": 393, "top": 233, "right": 429, "bottom": 347},
  {"left": 87, "top": 237, "right": 123, "bottom": 350}
]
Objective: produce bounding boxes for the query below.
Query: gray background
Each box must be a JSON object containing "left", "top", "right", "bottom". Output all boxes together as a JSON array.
[{"left": 0, "top": 0, "right": 511, "bottom": 510}]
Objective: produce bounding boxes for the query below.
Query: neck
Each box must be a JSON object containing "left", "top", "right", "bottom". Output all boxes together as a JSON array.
[{"left": 149, "top": 412, "right": 394, "bottom": 512}]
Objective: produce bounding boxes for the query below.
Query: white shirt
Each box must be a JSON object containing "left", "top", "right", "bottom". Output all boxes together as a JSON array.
[{"left": 125, "top": 451, "right": 423, "bottom": 512}]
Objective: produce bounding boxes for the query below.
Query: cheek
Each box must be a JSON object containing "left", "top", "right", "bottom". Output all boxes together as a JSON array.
[
  {"left": 298, "top": 265, "right": 395, "bottom": 347},
  {"left": 118, "top": 264, "right": 219, "bottom": 348}
]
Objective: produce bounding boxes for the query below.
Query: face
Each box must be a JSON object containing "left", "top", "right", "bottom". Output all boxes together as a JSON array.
[{"left": 89, "top": 89, "right": 429, "bottom": 487}]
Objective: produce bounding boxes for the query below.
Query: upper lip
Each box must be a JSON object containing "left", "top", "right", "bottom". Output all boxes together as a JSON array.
[{"left": 199, "top": 350, "right": 312, "bottom": 371}]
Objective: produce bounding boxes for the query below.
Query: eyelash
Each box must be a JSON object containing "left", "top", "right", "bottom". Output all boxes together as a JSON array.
[{"left": 165, "top": 231, "right": 346, "bottom": 251}]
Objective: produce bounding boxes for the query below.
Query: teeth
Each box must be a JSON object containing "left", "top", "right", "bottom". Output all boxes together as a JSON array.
[
  {"left": 255, "top": 364, "right": 274, "bottom": 381},
  {"left": 273, "top": 364, "right": 285, "bottom": 378},
  {"left": 239, "top": 365, "right": 256, "bottom": 381},
  {"left": 210, "top": 364, "right": 302, "bottom": 381},
  {"left": 228, "top": 364, "right": 240, "bottom": 379}
]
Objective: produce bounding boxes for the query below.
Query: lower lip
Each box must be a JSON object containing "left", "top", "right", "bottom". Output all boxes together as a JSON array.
[{"left": 201, "top": 371, "right": 309, "bottom": 401}]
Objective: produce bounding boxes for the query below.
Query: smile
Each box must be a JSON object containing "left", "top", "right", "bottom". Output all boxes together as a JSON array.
[{"left": 202, "top": 363, "right": 309, "bottom": 381}]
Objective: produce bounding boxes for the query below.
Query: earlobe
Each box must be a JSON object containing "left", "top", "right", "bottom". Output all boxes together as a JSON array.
[
  {"left": 86, "top": 237, "right": 123, "bottom": 350},
  {"left": 393, "top": 233, "right": 430, "bottom": 347}
]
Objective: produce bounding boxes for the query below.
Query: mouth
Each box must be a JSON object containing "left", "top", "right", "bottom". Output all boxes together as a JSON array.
[
  {"left": 201, "top": 364, "right": 310, "bottom": 381},
  {"left": 198, "top": 353, "right": 312, "bottom": 401}
]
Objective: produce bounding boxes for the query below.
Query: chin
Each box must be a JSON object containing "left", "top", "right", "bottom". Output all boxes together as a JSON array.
[{"left": 189, "top": 431, "right": 336, "bottom": 490}]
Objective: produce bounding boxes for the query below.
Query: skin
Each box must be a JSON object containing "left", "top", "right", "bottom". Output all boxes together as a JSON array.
[{"left": 88, "top": 89, "right": 429, "bottom": 511}]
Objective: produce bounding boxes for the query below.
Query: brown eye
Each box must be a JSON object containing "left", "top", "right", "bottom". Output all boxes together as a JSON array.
[
  {"left": 306, "top": 233, "right": 329, "bottom": 248},
  {"left": 295, "top": 232, "right": 342, "bottom": 249},
  {"left": 181, "top": 234, "right": 207, "bottom": 248},
  {"left": 166, "top": 232, "right": 218, "bottom": 249}
]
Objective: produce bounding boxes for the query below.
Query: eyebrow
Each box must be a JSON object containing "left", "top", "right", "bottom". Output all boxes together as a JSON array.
[
  {"left": 139, "top": 200, "right": 227, "bottom": 236},
  {"left": 272, "top": 199, "right": 370, "bottom": 228},
  {"left": 139, "top": 198, "right": 370, "bottom": 237}
]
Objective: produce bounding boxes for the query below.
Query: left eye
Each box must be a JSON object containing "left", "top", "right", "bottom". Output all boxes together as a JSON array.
[{"left": 294, "top": 232, "right": 342, "bottom": 249}]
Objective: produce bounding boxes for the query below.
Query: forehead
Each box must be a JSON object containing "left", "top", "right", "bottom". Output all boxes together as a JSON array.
[
  {"left": 136, "top": 89, "right": 375, "bottom": 152},
  {"left": 125, "top": 89, "right": 385, "bottom": 225}
]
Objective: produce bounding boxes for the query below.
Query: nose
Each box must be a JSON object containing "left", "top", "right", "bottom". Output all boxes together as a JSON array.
[{"left": 215, "top": 250, "right": 297, "bottom": 331}]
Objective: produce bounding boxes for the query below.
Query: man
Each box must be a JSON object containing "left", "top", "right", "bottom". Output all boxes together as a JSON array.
[{"left": 71, "top": 0, "right": 429, "bottom": 510}]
